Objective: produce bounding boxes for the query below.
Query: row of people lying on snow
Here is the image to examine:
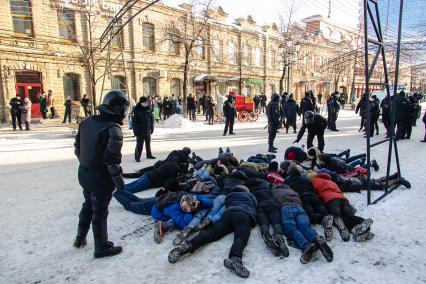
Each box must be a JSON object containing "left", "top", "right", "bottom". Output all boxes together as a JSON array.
[{"left": 115, "top": 147, "right": 410, "bottom": 278}]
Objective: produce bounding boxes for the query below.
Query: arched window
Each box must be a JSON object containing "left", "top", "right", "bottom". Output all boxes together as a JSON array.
[
  {"left": 63, "top": 73, "right": 80, "bottom": 100},
  {"left": 242, "top": 44, "right": 251, "bottom": 66},
  {"left": 228, "top": 40, "right": 237, "bottom": 64},
  {"left": 170, "top": 78, "right": 181, "bottom": 97},
  {"left": 195, "top": 37, "right": 205, "bottom": 59},
  {"left": 112, "top": 75, "right": 126, "bottom": 92},
  {"left": 143, "top": 77, "right": 157, "bottom": 97},
  {"left": 212, "top": 38, "right": 222, "bottom": 62},
  {"left": 142, "top": 22, "right": 155, "bottom": 51}
]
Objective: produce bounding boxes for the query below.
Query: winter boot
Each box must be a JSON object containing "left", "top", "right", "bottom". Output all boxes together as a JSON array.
[
  {"left": 271, "top": 145, "right": 278, "bottom": 150},
  {"left": 154, "top": 221, "right": 167, "bottom": 244},
  {"left": 351, "top": 218, "right": 373, "bottom": 238},
  {"left": 219, "top": 147, "right": 224, "bottom": 154},
  {"left": 73, "top": 226, "right": 89, "bottom": 248},
  {"left": 173, "top": 226, "right": 194, "bottom": 246},
  {"left": 94, "top": 241, "right": 122, "bottom": 258},
  {"left": 315, "top": 235, "right": 333, "bottom": 262},
  {"left": 300, "top": 242, "right": 319, "bottom": 264},
  {"left": 333, "top": 217, "right": 350, "bottom": 242},
  {"left": 224, "top": 257, "right": 250, "bottom": 278},
  {"left": 346, "top": 149, "right": 351, "bottom": 159},
  {"left": 272, "top": 234, "right": 289, "bottom": 257},
  {"left": 371, "top": 160, "right": 380, "bottom": 172},
  {"left": 168, "top": 241, "right": 193, "bottom": 263},
  {"left": 398, "top": 178, "right": 411, "bottom": 189},
  {"left": 262, "top": 232, "right": 281, "bottom": 257},
  {"left": 322, "top": 215, "right": 334, "bottom": 242},
  {"left": 268, "top": 147, "right": 277, "bottom": 154},
  {"left": 147, "top": 155, "right": 156, "bottom": 160},
  {"left": 353, "top": 231, "right": 375, "bottom": 242}
]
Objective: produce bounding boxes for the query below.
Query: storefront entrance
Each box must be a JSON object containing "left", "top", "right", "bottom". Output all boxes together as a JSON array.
[{"left": 15, "top": 70, "right": 43, "bottom": 117}]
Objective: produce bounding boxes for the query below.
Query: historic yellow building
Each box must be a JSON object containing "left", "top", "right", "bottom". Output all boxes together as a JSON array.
[{"left": 0, "top": 0, "right": 387, "bottom": 121}]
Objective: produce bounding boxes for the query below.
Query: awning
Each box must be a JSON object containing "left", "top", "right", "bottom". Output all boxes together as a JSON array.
[{"left": 194, "top": 74, "right": 216, "bottom": 82}]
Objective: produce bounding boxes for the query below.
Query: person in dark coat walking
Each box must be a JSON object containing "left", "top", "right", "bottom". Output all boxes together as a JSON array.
[
  {"left": 266, "top": 94, "right": 281, "bottom": 153},
  {"left": 253, "top": 95, "right": 260, "bottom": 113},
  {"left": 294, "top": 111, "right": 327, "bottom": 152},
  {"left": 73, "top": 90, "right": 129, "bottom": 258},
  {"left": 223, "top": 96, "right": 237, "bottom": 136},
  {"left": 327, "top": 92, "right": 340, "bottom": 131},
  {"left": 355, "top": 94, "right": 367, "bottom": 132},
  {"left": 81, "top": 94, "right": 91, "bottom": 117},
  {"left": 300, "top": 92, "right": 314, "bottom": 115},
  {"left": 163, "top": 97, "right": 173, "bottom": 120},
  {"left": 62, "top": 96, "right": 72, "bottom": 123},
  {"left": 365, "top": 95, "right": 380, "bottom": 137},
  {"left": 133, "top": 97, "right": 155, "bottom": 162},
  {"left": 9, "top": 94, "right": 23, "bottom": 131},
  {"left": 168, "top": 185, "right": 258, "bottom": 278},
  {"left": 395, "top": 91, "right": 410, "bottom": 140},
  {"left": 187, "top": 93, "right": 196, "bottom": 121},
  {"left": 283, "top": 94, "right": 301, "bottom": 134}
]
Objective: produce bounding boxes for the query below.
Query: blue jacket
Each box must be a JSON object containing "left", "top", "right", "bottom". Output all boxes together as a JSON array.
[{"left": 151, "top": 194, "right": 213, "bottom": 230}]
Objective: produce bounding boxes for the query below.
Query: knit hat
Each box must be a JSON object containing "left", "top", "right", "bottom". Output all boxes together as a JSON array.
[
  {"left": 182, "top": 147, "right": 191, "bottom": 156},
  {"left": 230, "top": 170, "right": 247, "bottom": 180},
  {"left": 286, "top": 151, "right": 297, "bottom": 161},
  {"left": 307, "top": 147, "right": 319, "bottom": 160},
  {"left": 287, "top": 163, "right": 301, "bottom": 177},
  {"left": 280, "top": 160, "right": 292, "bottom": 172},
  {"left": 180, "top": 195, "right": 198, "bottom": 212},
  {"left": 268, "top": 161, "right": 279, "bottom": 172}
]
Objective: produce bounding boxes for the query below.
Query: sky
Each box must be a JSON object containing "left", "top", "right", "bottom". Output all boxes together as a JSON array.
[{"left": 163, "top": 0, "right": 360, "bottom": 29}]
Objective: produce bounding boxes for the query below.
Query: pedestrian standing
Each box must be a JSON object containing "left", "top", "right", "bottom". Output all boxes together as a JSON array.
[
  {"left": 187, "top": 93, "right": 196, "bottom": 121},
  {"left": 260, "top": 93, "right": 267, "bottom": 113},
  {"left": 39, "top": 92, "right": 48, "bottom": 119},
  {"left": 223, "top": 95, "right": 236, "bottom": 136},
  {"left": 20, "top": 97, "right": 32, "bottom": 131},
  {"left": 133, "top": 97, "right": 156, "bottom": 162},
  {"left": 47, "top": 90, "right": 56, "bottom": 119},
  {"left": 153, "top": 96, "right": 161, "bottom": 123},
  {"left": 327, "top": 92, "right": 340, "bottom": 131},
  {"left": 9, "top": 94, "right": 23, "bottom": 131},
  {"left": 266, "top": 94, "right": 281, "bottom": 153},
  {"left": 63, "top": 96, "right": 72, "bottom": 123},
  {"left": 395, "top": 91, "right": 409, "bottom": 140},
  {"left": 81, "top": 94, "right": 91, "bottom": 117},
  {"left": 283, "top": 94, "right": 301, "bottom": 134},
  {"left": 73, "top": 90, "right": 129, "bottom": 258},
  {"left": 355, "top": 94, "right": 367, "bottom": 132}
]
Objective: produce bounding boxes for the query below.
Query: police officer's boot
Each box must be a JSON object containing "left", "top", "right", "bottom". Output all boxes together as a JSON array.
[
  {"left": 93, "top": 223, "right": 122, "bottom": 258},
  {"left": 73, "top": 226, "right": 90, "bottom": 248}
]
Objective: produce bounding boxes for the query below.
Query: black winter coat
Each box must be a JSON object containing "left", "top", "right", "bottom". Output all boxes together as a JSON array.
[
  {"left": 283, "top": 99, "right": 301, "bottom": 119},
  {"left": 300, "top": 97, "right": 314, "bottom": 114},
  {"left": 321, "top": 155, "right": 355, "bottom": 174},
  {"left": 284, "top": 175, "right": 318, "bottom": 201},
  {"left": 9, "top": 97, "right": 22, "bottom": 114},
  {"left": 225, "top": 187, "right": 258, "bottom": 226},
  {"left": 221, "top": 171, "right": 247, "bottom": 195},
  {"left": 246, "top": 178, "right": 280, "bottom": 209},
  {"left": 64, "top": 99, "right": 72, "bottom": 113},
  {"left": 296, "top": 114, "right": 327, "bottom": 142},
  {"left": 223, "top": 99, "right": 236, "bottom": 118},
  {"left": 132, "top": 104, "right": 154, "bottom": 137},
  {"left": 327, "top": 96, "right": 340, "bottom": 114},
  {"left": 187, "top": 97, "right": 196, "bottom": 110},
  {"left": 266, "top": 101, "right": 281, "bottom": 127},
  {"left": 145, "top": 161, "right": 182, "bottom": 188},
  {"left": 356, "top": 96, "right": 367, "bottom": 117},
  {"left": 395, "top": 95, "right": 409, "bottom": 122}
]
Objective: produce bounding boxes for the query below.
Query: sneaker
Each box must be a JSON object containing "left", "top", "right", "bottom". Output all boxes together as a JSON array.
[
  {"left": 398, "top": 177, "right": 411, "bottom": 189},
  {"left": 73, "top": 236, "right": 87, "bottom": 248},
  {"left": 371, "top": 160, "right": 379, "bottom": 172},
  {"left": 94, "top": 242, "right": 122, "bottom": 258},
  {"left": 173, "top": 226, "right": 193, "bottom": 246},
  {"left": 351, "top": 218, "right": 373, "bottom": 237},
  {"left": 272, "top": 234, "right": 289, "bottom": 257},
  {"left": 224, "top": 257, "right": 250, "bottom": 278},
  {"left": 322, "top": 215, "right": 334, "bottom": 242},
  {"left": 168, "top": 241, "right": 192, "bottom": 264},
  {"left": 300, "top": 242, "right": 319, "bottom": 264},
  {"left": 154, "top": 221, "right": 167, "bottom": 244},
  {"left": 315, "top": 235, "right": 333, "bottom": 262},
  {"left": 353, "top": 231, "right": 375, "bottom": 242},
  {"left": 333, "top": 217, "right": 350, "bottom": 242}
]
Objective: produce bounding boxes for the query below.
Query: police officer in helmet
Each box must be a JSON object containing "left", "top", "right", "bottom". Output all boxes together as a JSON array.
[
  {"left": 293, "top": 110, "right": 327, "bottom": 151},
  {"left": 73, "top": 90, "right": 129, "bottom": 258}
]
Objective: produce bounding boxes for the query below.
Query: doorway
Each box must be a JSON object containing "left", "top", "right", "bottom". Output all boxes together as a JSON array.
[{"left": 15, "top": 70, "right": 43, "bottom": 118}]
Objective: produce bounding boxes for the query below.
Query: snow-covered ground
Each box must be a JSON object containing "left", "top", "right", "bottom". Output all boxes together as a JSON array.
[{"left": 0, "top": 108, "right": 426, "bottom": 284}]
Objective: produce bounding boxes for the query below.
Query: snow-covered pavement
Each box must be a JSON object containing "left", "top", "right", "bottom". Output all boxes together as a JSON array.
[{"left": 0, "top": 109, "right": 425, "bottom": 284}]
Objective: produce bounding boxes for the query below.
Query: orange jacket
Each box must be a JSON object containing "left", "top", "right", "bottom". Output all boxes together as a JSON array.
[{"left": 311, "top": 173, "right": 347, "bottom": 204}]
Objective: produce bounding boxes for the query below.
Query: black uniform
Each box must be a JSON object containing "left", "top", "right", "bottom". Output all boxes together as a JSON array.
[
  {"left": 223, "top": 97, "right": 236, "bottom": 135},
  {"left": 81, "top": 97, "right": 91, "bottom": 117},
  {"left": 9, "top": 97, "right": 23, "bottom": 130},
  {"left": 367, "top": 98, "right": 380, "bottom": 137},
  {"left": 295, "top": 113, "right": 327, "bottom": 151},
  {"left": 406, "top": 96, "right": 419, "bottom": 139},
  {"left": 380, "top": 96, "right": 391, "bottom": 136},
  {"left": 260, "top": 94, "right": 267, "bottom": 113},
  {"left": 300, "top": 95, "right": 314, "bottom": 115},
  {"left": 395, "top": 92, "right": 409, "bottom": 140},
  {"left": 132, "top": 102, "right": 154, "bottom": 161},
  {"left": 63, "top": 98, "right": 72, "bottom": 123},
  {"left": 266, "top": 94, "right": 281, "bottom": 151},
  {"left": 283, "top": 98, "right": 300, "bottom": 133},
  {"left": 355, "top": 95, "right": 367, "bottom": 132},
  {"left": 327, "top": 94, "right": 340, "bottom": 131}
]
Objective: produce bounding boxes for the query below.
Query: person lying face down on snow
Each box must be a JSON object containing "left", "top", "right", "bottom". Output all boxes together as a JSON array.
[
  {"left": 245, "top": 177, "right": 289, "bottom": 258},
  {"left": 280, "top": 161, "right": 333, "bottom": 232},
  {"left": 123, "top": 147, "right": 192, "bottom": 178},
  {"left": 316, "top": 152, "right": 379, "bottom": 174},
  {"left": 271, "top": 184, "right": 333, "bottom": 264},
  {"left": 168, "top": 185, "right": 258, "bottom": 279},
  {"left": 308, "top": 172, "right": 374, "bottom": 242},
  {"left": 192, "top": 148, "right": 240, "bottom": 171}
]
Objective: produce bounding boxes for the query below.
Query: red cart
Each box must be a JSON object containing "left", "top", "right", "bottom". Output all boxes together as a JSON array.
[{"left": 229, "top": 92, "right": 259, "bottom": 123}]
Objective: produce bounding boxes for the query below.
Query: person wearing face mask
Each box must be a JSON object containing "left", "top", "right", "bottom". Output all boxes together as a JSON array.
[
  {"left": 132, "top": 96, "right": 155, "bottom": 162},
  {"left": 73, "top": 90, "right": 129, "bottom": 258}
]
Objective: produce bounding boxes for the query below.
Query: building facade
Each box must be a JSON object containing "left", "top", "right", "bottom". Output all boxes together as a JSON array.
[{"left": 0, "top": 0, "right": 380, "bottom": 122}]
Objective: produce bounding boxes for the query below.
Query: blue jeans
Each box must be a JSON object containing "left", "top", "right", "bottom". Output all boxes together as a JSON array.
[
  {"left": 344, "top": 154, "right": 366, "bottom": 164},
  {"left": 188, "top": 209, "right": 209, "bottom": 228},
  {"left": 207, "top": 195, "right": 226, "bottom": 223},
  {"left": 281, "top": 205, "right": 318, "bottom": 250},
  {"left": 125, "top": 175, "right": 152, "bottom": 193},
  {"left": 114, "top": 190, "right": 155, "bottom": 215}
]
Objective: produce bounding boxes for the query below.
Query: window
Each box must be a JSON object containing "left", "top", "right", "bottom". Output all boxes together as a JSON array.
[
  {"left": 112, "top": 75, "right": 126, "bottom": 92},
  {"left": 227, "top": 40, "right": 237, "bottom": 65},
  {"left": 111, "top": 19, "right": 124, "bottom": 48},
  {"left": 143, "top": 77, "right": 157, "bottom": 97},
  {"left": 255, "top": 47, "right": 263, "bottom": 67},
  {"left": 63, "top": 73, "right": 81, "bottom": 101},
  {"left": 57, "top": 8, "right": 76, "bottom": 41},
  {"left": 169, "top": 40, "right": 179, "bottom": 55},
  {"left": 10, "top": 0, "right": 34, "bottom": 36},
  {"left": 242, "top": 45, "right": 251, "bottom": 66},
  {"left": 212, "top": 38, "right": 222, "bottom": 62},
  {"left": 170, "top": 78, "right": 181, "bottom": 97},
  {"left": 195, "top": 37, "right": 205, "bottom": 59},
  {"left": 142, "top": 23, "right": 155, "bottom": 51}
]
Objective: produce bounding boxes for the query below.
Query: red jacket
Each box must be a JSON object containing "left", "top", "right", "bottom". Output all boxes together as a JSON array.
[{"left": 311, "top": 173, "right": 348, "bottom": 204}]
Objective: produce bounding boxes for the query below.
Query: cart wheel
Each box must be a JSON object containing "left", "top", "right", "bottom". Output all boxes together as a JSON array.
[
  {"left": 249, "top": 112, "right": 259, "bottom": 122},
  {"left": 238, "top": 111, "right": 249, "bottom": 123}
]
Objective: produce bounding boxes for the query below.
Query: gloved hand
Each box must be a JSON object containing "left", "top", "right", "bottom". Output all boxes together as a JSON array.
[
  {"left": 292, "top": 140, "right": 298, "bottom": 144},
  {"left": 107, "top": 164, "right": 125, "bottom": 192}
]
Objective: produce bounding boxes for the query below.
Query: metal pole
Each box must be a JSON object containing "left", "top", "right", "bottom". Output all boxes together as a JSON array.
[{"left": 363, "top": 0, "right": 371, "bottom": 205}]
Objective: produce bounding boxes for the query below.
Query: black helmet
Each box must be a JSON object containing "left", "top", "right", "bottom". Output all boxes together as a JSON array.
[
  {"left": 304, "top": 110, "right": 315, "bottom": 124},
  {"left": 97, "top": 90, "right": 129, "bottom": 120}
]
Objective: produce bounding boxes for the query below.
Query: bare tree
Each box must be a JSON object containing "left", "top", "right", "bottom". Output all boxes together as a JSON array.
[{"left": 161, "top": 0, "right": 213, "bottom": 116}]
